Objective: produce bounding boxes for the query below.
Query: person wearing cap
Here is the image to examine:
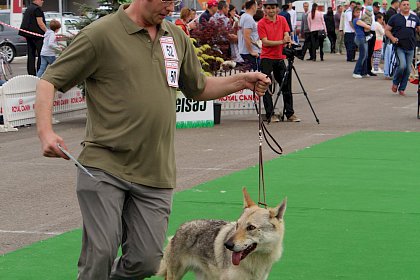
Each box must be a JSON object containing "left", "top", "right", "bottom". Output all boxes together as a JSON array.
[
  {"left": 258, "top": 0, "right": 300, "bottom": 122},
  {"left": 199, "top": 0, "right": 219, "bottom": 24},
  {"left": 238, "top": 0, "right": 260, "bottom": 70},
  {"left": 373, "top": 2, "right": 381, "bottom": 15},
  {"left": 34, "top": 0, "right": 271, "bottom": 278}
]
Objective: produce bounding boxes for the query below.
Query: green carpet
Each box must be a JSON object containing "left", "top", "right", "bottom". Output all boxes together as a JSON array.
[{"left": 1, "top": 131, "right": 420, "bottom": 280}]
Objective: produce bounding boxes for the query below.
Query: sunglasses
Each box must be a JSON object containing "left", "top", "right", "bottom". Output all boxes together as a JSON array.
[{"left": 161, "top": 0, "right": 182, "bottom": 6}]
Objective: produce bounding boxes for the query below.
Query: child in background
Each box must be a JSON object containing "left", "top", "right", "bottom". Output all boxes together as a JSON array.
[
  {"left": 361, "top": 6, "right": 373, "bottom": 41},
  {"left": 372, "top": 13, "right": 385, "bottom": 74},
  {"left": 37, "top": 19, "right": 62, "bottom": 77}
]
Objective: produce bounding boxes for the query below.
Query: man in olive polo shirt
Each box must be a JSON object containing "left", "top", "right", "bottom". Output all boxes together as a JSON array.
[{"left": 35, "top": 0, "right": 270, "bottom": 279}]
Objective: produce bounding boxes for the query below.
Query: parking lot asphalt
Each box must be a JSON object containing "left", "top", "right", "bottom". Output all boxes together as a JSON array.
[{"left": 1, "top": 53, "right": 419, "bottom": 254}]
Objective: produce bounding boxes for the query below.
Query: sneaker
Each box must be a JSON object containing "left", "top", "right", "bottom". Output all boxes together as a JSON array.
[
  {"left": 270, "top": 115, "right": 280, "bottom": 123},
  {"left": 368, "top": 72, "right": 377, "bottom": 77},
  {"left": 353, "top": 74, "right": 363, "bottom": 79},
  {"left": 363, "top": 74, "right": 371, "bottom": 78},
  {"left": 287, "top": 115, "right": 301, "bottom": 122},
  {"left": 371, "top": 69, "right": 384, "bottom": 74}
]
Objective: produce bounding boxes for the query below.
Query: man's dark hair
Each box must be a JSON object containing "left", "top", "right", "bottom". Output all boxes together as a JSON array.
[
  {"left": 391, "top": 0, "right": 399, "bottom": 5},
  {"left": 218, "top": 0, "right": 227, "bottom": 10},
  {"left": 350, "top": 1, "right": 357, "bottom": 5},
  {"left": 245, "top": 0, "right": 256, "bottom": 10},
  {"left": 282, "top": 4, "right": 289, "bottom": 10}
]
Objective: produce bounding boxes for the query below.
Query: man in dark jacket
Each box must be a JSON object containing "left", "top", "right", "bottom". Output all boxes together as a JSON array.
[
  {"left": 385, "top": 0, "right": 399, "bottom": 23},
  {"left": 19, "top": 0, "right": 46, "bottom": 75}
]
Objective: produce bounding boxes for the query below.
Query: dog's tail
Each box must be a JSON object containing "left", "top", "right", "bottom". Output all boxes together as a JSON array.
[{"left": 156, "top": 236, "right": 174, "bottom": 278}]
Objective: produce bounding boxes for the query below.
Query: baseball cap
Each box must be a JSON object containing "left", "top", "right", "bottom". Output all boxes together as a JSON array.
[
  {"left": 373, "top": 2, "right": 380, "bottom": 7},
  {"left": 207, "top": 0, "right": 218, "bottom": 8}
]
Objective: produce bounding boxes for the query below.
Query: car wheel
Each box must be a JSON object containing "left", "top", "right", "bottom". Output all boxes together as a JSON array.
[{"left": 0, "top": 44, "right": 16, "bottom": 63}]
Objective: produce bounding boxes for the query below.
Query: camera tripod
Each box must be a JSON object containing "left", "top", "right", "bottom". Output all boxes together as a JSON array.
[{"left": 269, "top": 56, "right": 320, "bottom": 124}]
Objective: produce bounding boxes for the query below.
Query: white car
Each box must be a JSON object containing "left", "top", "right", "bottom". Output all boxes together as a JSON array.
[{"left": 45, "top": 17, "right": 80, "bottom": 37}]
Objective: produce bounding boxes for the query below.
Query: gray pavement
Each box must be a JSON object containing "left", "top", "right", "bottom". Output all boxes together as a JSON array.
[{"left": 1, "top": 54, "right": 419, "bottom": 255}]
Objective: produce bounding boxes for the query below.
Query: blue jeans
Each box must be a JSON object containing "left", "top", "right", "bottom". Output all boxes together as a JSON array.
[
  {"left": 353, "top": 37, "right": 368, "bottom": 76},
  {"left": 37, "top": 55, "right": 56, "bottom": 77},
  {"left": 393, "top": 47, "right": 414, "bottom": 91}
]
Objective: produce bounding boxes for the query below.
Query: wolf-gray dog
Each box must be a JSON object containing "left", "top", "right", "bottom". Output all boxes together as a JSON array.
[{"left": 157, "top": 188, "right": 287, "bottom": 280}]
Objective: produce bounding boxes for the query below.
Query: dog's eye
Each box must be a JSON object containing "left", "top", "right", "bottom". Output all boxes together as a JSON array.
[{"left": 247, "top": 225, "right": 256, "bottom": 231}]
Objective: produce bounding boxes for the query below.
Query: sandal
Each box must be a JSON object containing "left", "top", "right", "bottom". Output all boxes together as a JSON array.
[{"left": 391, "top": 84, "right": 398, "bottom": 93}]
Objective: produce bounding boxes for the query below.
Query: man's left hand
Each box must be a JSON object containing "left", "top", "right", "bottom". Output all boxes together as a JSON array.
[{"left": 244, "top": 72, "right": 271, "bottom": 96}]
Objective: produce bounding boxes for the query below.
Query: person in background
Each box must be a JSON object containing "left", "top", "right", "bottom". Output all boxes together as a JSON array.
[
  {"left": 385, "top": 0, "right": 420, "bottom": 95},
  {"left": 373, "top": 1, "right": 381, "bottom": 15},
  {"left": 258, "top": 0, "right": 300, "bottom": 123},
  {"left": 385, "top": 0, "right": 399, "bottom": 24},
  {"left": 238, "top": 0, "right": 260, "bottom": 70},
  {"left": 308, "top": 3, "right": 327, "bottom": 61},
  {"left": 279, "top": 4, "right": 293, "bottom": 32},
  {"left": 344, "top": 1, "right": 357, "bottom": 62},
  {"left": 227, "top": 4, "right": 244, "bottom": 63},
  {"left": 199, "top": 0, "right": 218, "bottom": 24},
  {"left": 211, "top": 0, "right": 229, "bottom": 26},
  {"left": 372, "top": 13, "right": 385, "bottom": 74},
  {"left": 324, "top": 7, "right": 336, "bottom": 53},
  {"left": 380, "top": 0, "right": 388, "bottom": 13},
  {"left": 34, "top": 0, "right": 271, "bottom": 279},
  {"left": 335, "top": 4, "right": 344, "bottom": 54},
  {"left": 37, "top": 19, "right": 62, "bottom": 77},
  {"left": 361, "top": 0, "right": 377, "bottom": 77},
  {"left": 352, "top": 6, "right": 371, "bottom": 78},
  {"left": 287, "top": 2, "right": 297, "bottom": 42},
  {"left": 19, "top": 0, "right": 47, "bottom": 76},
  {"left": 254, "top": 0, "right": 265, "bottom": 22},
  {"left": 300, "top": 1, "right": 313, "bottom": 59}
]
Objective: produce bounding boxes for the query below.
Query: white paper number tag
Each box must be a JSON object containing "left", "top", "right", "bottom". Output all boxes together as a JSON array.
[
  {"left": 165, "top": 60, "right": 179, "bottom": 88},
  {"left": 160, "top": 36, "right": 178, "bottom": 61}
]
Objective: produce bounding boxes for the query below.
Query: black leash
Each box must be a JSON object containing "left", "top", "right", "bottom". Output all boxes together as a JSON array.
[{"left": 252, "top": 83, "right": 283, "bottom": 208}]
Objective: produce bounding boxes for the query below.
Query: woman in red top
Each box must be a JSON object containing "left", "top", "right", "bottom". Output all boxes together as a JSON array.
[{"left": 175, "top": 7, "right": 193, "bottom": 36}]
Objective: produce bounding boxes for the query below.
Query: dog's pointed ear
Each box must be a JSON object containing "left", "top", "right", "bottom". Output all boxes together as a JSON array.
[
  {"left": 242, "top": 187, "right": 256, "bottom": 208},
  {"left": 274, "top": 197, "right": 287, "bottom": 220}
]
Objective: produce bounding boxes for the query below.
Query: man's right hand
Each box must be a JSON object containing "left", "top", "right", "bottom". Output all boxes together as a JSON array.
[
  {"left": 251, "top": 52, "right": 259, "bottom": 57},
  {"left": 38, "top": 130, "right": 69, "bottom": 159}
]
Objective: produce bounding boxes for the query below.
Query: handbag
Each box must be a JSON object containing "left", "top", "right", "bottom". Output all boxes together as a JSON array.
[{"left": 318, "top": 30, "right": 326, "bottom": 38}]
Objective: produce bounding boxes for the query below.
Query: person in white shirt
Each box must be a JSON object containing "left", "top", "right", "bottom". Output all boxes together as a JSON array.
[
  {"left": 287, "top": 2, "right": 297, "bottom": 41},
  {"left": 37, "top": 19, "right": 62, "bottom": 77},
  {"left": 344, "top": 0, "right": 357, "bottom": 61}
]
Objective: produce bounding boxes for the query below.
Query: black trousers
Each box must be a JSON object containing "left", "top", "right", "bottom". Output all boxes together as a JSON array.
[
  {"left": 260, "top": 58, "right": 294, "bottom": 119},
  {"left": 26, "top": 37, "right": 43, "bottom": 76},
  {"left": 344, "top": 32, "right": 356, "bottom": 61},
  {"left": 367, "top": 31, "right": 376, "bottom": 74},
  {"left": 301, "top": 32, "right": 312, "bottom": 59},
  {"left": 309, "top": 31, "right": 325, "bottom": 60}
]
